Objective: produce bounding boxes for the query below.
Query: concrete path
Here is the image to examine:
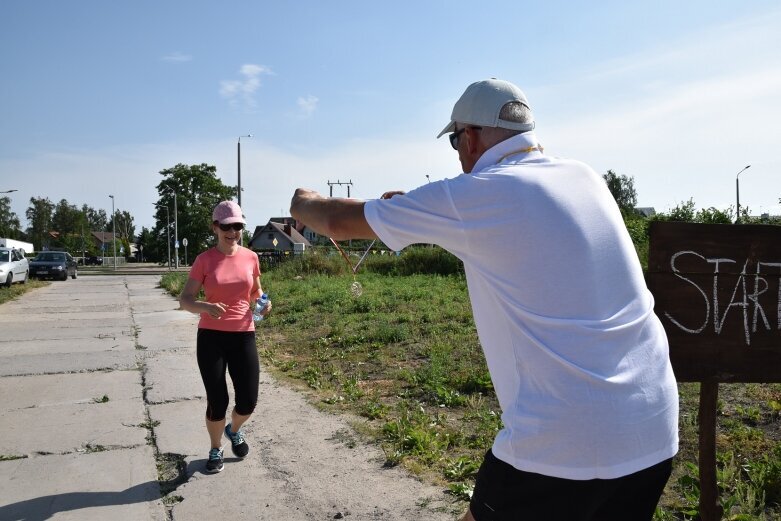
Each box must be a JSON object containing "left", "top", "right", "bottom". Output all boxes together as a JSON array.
[{"left": 0, "top": 275, "right": 457, "bottom": 520}]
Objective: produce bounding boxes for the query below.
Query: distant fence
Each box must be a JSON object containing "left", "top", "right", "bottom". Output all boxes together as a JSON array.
[
  {"left": 257, "top": 251, "right": 291, "bottom": 271},
  {"left": 75, "top": 256, "right": 128, "bottom": 267}
]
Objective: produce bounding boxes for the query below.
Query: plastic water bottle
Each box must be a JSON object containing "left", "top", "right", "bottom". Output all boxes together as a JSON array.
[{"left": 253, "top": 293, "right": 270, "bottom": 323}]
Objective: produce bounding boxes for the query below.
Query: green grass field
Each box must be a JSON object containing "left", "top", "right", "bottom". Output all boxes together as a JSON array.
[{"left": 162, "top": 250, "right": 781, "bottom": 520}]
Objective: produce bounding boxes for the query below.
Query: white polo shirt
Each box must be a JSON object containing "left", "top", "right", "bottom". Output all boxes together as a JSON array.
[{"left": 364, "top": 132, "right": 679, "bottom": 480}]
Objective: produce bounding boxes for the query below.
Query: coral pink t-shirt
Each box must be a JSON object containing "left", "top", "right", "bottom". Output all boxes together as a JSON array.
[{"left": 188, "top": 246, "right": 260, "bottom": 332}]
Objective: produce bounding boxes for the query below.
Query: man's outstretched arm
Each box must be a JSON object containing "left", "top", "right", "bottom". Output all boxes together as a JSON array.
[{"left": 290, "top": 188, "right": 378, "bottom": 241}]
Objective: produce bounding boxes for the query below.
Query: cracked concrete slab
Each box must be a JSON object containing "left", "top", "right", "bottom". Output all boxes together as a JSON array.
[
  {"left": 0, "top": 446, "right": 166, "bottom": 521},
  {"left": 143, "top": 349, "right": 203, "bottom": 404}
]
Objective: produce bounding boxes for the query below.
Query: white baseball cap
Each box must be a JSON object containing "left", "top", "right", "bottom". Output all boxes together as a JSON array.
[{"left": 437, "top": 78, "right": 535, "bottom": 138}]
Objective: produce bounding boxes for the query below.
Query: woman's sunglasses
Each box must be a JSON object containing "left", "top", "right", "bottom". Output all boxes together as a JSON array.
[{"left": 217, "top": 223, "right": 244, "bottom": 232}]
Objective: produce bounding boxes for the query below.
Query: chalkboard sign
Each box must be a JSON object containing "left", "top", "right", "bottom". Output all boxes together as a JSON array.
[
  {"left": 647, "top": 221, "right": 781, "bottom": 520},
  {"left": 647, "top": 221, "right": 781, "bottom": 382}
]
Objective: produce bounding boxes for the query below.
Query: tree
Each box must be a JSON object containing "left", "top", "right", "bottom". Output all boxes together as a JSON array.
[
  {"left": 113, "top": 210, "right": 135, "bottom": 242},
  {"left": 136, "top": 226, "right": 157, "bottom": 262},
  {"left": 695, "top": 207, "right": 733, "bottom": 224},
  {"left": 0, "top": 196, "right": 22, "bottom": 239},
  {"left": 653, "top": 199, "right": 696, "bottom": 223},
  {"left": 154, "top": 163, "right": 235, "bottom": 262},
  {"left": 603, "top": 170, "right": 638, "bottom": 215},
  {"left": 26, "top": 197, "right": 55, "bottom": 250},
  {"left": 81, "top": 204, "right": 108, "bottom": 232}
]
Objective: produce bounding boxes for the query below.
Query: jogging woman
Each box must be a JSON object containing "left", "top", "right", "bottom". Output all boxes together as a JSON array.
[{"left": 179, "top": 200, "right": 272, "bottom": 473}]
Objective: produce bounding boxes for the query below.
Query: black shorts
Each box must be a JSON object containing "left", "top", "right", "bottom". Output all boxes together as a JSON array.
[{"left": 469, "top": 449, "right": 673, "bottom": 521}]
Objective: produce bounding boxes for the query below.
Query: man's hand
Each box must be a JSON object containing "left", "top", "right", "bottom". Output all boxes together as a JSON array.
[
  {"left": 381, "top": 190, "right": 406, "bottom": 200},
  {"left": 292, "top": 188, "right": 325, "bottom": 206}
]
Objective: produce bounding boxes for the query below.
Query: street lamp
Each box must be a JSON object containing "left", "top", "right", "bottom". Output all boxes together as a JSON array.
[
  {"left": 1, "top": 189, "right": 18, "bottom": 194},
  {"left": 238, "top": 134, "right": 252, "bottom": 246},
  {"left": 109, "top": 195, "right": 117, "bottom": 270},
  {"left": 735, "top": 165, "right": 751, "bottom": 224},
  {"left": 164, "top": 188, "right": 179, "bottom": 269},
  {"left": 155, "top": 203, "right": 171, "bottom": 270},
  {"left": 425, "top": 175, "right": 430, "bottom": 183},
  {"left": 237, "top": 134, "right": 252, "bottom": 208}
]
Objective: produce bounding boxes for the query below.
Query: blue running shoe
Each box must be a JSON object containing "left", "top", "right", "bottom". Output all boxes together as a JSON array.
[
  {"left": 206, "top": 447, "right": 224, "bottom": 473},
  {"left": 224, "top": 424, "right": 249, "bottom": 458}
]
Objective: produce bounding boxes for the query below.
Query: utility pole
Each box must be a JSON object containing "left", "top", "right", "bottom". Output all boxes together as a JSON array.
[
  {"left": 109, "top": 195, "right": 116, "bottom": 270},
  {"left": 327, "top": 180, "right": 355, "bottom": 247},
  {"left": 327, "top": 179, "right": 353, "bottom": 198}
]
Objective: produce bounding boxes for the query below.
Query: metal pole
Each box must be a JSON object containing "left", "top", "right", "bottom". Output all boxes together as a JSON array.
[
  {"left": 173, "top": 190, "right": 179, "bottom": 269},
  {"left": 238, "top": 134, "right": 252, "bottom": 246},
  {"left": 735, "top": 165, "right": 751, "bottom": 224},
  {"left": 165, "top": 207, "right": 171, "bottom": 270},
  {"left": 109, "top": 195, "right": 116, "bottom": 270}
]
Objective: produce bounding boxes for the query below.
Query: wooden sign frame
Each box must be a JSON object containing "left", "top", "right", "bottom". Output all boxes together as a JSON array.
[{"left": 647, "top": 221, "right": 781, "bottom": 520}]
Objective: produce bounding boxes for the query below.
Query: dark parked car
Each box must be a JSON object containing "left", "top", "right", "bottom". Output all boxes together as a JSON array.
[
  {"left": 84, "top": 255, "right": 103, "bottom": 266},
  {"left": 29, "top": 252, "right": 78, "bottom": 280}
]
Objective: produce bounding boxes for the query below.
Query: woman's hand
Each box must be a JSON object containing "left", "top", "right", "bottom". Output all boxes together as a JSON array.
[
  {"left": 205, "top": 302, "right": 228, "bottom": 319},
  {"left": 258, "top": 300, "right": 272, "bottom": 317}
]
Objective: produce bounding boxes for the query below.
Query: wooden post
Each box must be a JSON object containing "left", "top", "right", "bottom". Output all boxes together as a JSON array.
[{"left": 698, "top": 381, "right": 722, "bottom": 521}]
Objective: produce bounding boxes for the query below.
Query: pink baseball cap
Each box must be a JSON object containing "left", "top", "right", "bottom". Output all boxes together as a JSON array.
[{"left": 212, "top": 200, "right": 246, "bottom": 225}]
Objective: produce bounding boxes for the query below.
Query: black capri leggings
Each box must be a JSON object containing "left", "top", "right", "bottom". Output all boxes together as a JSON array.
[{"left": 196, "top": 328, "right": 259, "bottom": 421}]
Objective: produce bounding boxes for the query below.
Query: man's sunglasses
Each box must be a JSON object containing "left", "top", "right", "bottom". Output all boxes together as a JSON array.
[
  {"left": 217, "top": 222, "right": 244, "bottom": 231},
  {"left": 449, "top": 126, "right": 481, "bottom": 150}
]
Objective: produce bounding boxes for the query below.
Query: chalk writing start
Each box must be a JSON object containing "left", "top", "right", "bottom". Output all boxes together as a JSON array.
[{"left": 665, "top": 250, "right": 781, "bottom": 345}]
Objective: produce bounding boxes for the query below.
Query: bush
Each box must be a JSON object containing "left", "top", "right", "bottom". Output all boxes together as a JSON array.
[
  {"left": 361, "top": 246, "right": 463, "bottom": 276},
  {"left": 267, "top": 246, "right": 464, "bottom": 278},
  {"left": 273, "top": 253, "right": 348, "bottom": 277}
]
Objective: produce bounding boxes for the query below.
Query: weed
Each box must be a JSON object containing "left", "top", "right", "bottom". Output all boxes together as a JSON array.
[
  {"left": 0, "top": 454, "right": 28, "bottom": 461},
  {"left": 443, "top": 456, "right": 480, "bottom": 481},
  {"left": 139, "top": 419, "right": 161, "bottom": 429},
  {"left": 361, "top": 398, "right": 388, "bottom": 420},
  {"left": 446, "top": 482, "right": 474, "bottom": 501},
  {"left": 93, "top": 395, "right": 110, "bottom": 403},
  {"left": 156, "top": 452, "right": 187, "bottom": 499}
]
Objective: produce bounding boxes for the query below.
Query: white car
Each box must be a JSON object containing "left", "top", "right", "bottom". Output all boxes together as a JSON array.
[{"left": 0, "top": 247, "right": 30, "bottom": 287}]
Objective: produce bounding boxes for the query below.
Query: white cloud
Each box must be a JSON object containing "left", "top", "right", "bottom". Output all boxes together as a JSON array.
[
  {"left": 297, "top": 95, "right": 319, "bottom": 118},
  {"left": 161, "top": 52, "right": 192, "bottom": 63},
  {"left": 219, "top": 64, "right": 273, "bottom": 110}
]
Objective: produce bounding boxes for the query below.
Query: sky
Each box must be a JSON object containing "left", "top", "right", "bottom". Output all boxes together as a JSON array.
[{"left": 2, "top": 1, "right": 780, "bottom": 235}]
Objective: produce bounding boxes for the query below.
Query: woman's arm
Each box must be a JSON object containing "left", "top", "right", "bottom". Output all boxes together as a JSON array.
[{"left": 179, "top": 277, "right": 227, "bottom": 319}]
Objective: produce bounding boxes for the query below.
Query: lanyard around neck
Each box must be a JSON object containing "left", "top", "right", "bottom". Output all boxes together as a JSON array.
[{"left": 497, "top": 144, "right": 544, "bottom": 163}]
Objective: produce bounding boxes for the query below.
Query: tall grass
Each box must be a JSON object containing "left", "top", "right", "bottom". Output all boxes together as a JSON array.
[{"left": 0, "top": 279, "right": 49, "bottom": 305}]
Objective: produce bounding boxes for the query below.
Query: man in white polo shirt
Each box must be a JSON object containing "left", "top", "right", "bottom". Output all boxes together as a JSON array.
[{"left": 290, "top": 78, "right": 679, "bottom": 521}]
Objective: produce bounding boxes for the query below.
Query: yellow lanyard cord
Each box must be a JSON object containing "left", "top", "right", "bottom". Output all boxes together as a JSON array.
[{"left": 497, "top": 144, "right": 544, "bottom": 163}]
